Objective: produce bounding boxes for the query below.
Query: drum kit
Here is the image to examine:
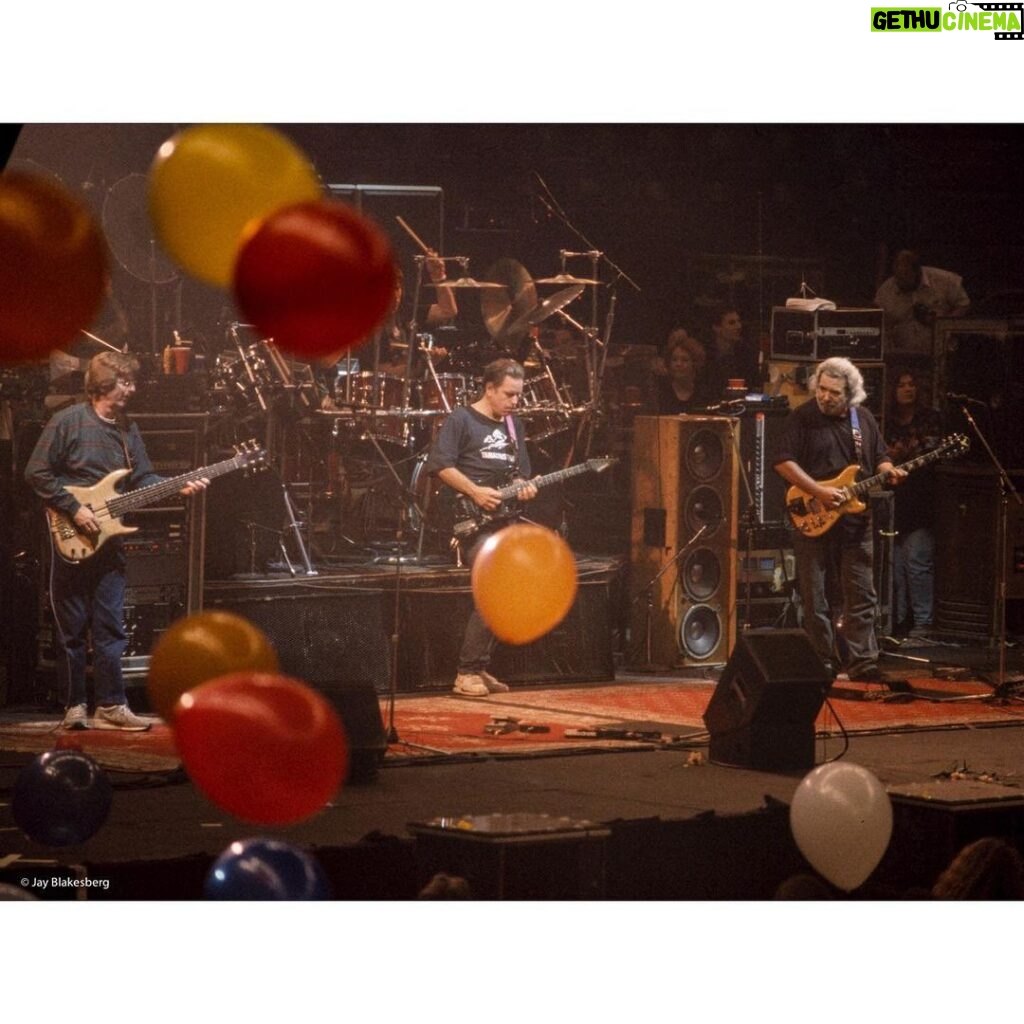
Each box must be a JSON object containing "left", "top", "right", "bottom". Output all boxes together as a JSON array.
[{"left": 204, "top": 253, "right": 607, "bottom": 558}]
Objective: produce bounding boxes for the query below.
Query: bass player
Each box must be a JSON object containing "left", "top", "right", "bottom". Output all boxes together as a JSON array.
[
  {"left": 772, "top": 356, "right": 905, "bottom": 684},
  {"left": 25, "top": 352, "right": 208, "bottom": 731},
  {"left": 425, "top": 358, "right": 538, "bottom": 697}
]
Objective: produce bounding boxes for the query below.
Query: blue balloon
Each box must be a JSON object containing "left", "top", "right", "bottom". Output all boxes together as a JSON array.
[
  {"left": 204, "top": 838, "right": 332, "bottom": 900},
  {"left": 12, "top": 750, "right": 113, "bottom": 847}
]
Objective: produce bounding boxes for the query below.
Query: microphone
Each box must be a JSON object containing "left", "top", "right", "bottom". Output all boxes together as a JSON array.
[
  {"left": 704, "top": 399, "right": 746, "bottom": 414},
  {"left": 947, "top": 391, "right": 986, "bottom": 406}
]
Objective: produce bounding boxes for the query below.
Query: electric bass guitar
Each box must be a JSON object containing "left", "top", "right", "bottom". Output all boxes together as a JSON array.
[
  {"left": 785, "top": 433, "right": 969, "bottom": 538},
  {"left": 46, "top": 440, "right": 267, "bottom": 563},
  {"left": 451, "top": 457, "right": 617, "bottom": 543}
]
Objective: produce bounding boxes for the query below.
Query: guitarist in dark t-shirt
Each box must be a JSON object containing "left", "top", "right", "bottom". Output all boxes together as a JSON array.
[
  {"left": 425, "top": 358, "right": 538, "bottom": 697},
  {"left": 772, "top": 357, "right": 905, "bottom": 684}
]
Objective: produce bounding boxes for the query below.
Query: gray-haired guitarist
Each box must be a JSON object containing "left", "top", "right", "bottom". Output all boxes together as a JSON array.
[{"left": 772, "top": 357, "right": 906, "bottom": 687}]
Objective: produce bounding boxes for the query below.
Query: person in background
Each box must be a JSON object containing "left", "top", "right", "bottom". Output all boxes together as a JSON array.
[
  {"left": 885, "top": 370, "right": 943, "bottom": 639},
  {"left": 654, "top": 329, "right": 709, "bottom": 414},
  {"left": 702, "top": 305, "right": 762, "bottom": 401},
  {"left": 874, "top": 249, "right": 969, "bottom": 356},
  {"left": 931, "top": 838, "right": 1024, "bottom": 900}
]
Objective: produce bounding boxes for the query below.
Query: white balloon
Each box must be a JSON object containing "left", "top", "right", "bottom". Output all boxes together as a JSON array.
[{"left": 790, "top": 761, "right": 893, "bottom": 891}]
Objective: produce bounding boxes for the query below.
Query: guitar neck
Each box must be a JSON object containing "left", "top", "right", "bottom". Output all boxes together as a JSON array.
[
  {"left": 849, "top": 446, "right": 945, "bottom": 497},
  {"left": 497, "top": 463, "right": 592, "bottom": 502},
  {"left": 107, "top": 455, "right": 250, "bottom": 516}
]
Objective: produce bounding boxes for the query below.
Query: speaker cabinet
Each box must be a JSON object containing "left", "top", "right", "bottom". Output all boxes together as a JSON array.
[
  {"left": 630, "top": 416, "right": 739, "bottom": 667},
  {"left": 203, "top": 586, "right": 389, "bottom": 780},
  {"left": 703, "top": 628, "right": 830, "bottom": 771},
  {"left": 935, "top": 464, "right": 1024, "bottom": 639}
]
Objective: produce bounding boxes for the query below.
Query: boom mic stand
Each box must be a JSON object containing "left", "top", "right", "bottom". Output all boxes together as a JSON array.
[
  {"left": 946, "top": 398, "right": 1023, "bottom": 702},
  {"left": 361, "top": 430, "right": 445, "bottom": 751}
]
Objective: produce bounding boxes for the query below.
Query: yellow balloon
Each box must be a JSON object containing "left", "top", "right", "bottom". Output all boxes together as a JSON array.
[
  {"left": 148, "top": 124, "right": 321, "bottom": 287},
  {"left": 471, "top": 524, "right": 578, "bottom": 644},
  {"left": 146, "top": 610, "right": 279, "bottom": 722}
]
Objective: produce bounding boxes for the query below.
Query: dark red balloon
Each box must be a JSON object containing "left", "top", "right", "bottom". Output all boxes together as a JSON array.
[
  {"left": 173, "top": 672, "right": 349, "bottom": 826},
  {"left": 0, "top": 172, "right": 107, "bottom": 364},
  {"left": 233, "top": 199, "right": 396, "bottom": 360}
]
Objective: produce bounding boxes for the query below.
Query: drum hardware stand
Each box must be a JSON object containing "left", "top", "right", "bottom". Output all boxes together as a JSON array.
[
  {"left": 943, "top": 397, "right": 1024, "bottom": 702},
  {"left": 228, "top": 323, "right": 269, "bottom": 413},
  {"left": 232, "top": 519, "right": 288, "bottom": 580},
  {"left": 626, "top": 523, "right": 709, "bottom": 673},
  {"left": 279, "top": 480, "right": 317, "bottom": 575}
]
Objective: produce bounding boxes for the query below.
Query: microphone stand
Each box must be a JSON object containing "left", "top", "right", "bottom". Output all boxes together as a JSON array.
[
  {"left": 627, "top": 523, "right": 709, "bottom": 673},
  {"left": 947, "top": 399, "right": 1023, "bottom": 701}
]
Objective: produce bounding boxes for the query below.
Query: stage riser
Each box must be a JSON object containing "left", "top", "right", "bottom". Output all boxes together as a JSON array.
[{"left": 203, "top": 577, "right": 617, "bottom": 692}]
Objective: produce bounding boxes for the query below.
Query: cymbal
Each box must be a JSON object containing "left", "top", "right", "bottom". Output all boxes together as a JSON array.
[
  {"left": 535, "top": 274, "right": 601, "bottom": 286},
  {"left": 429, "top": 277, "right": 504, "bottom": 290},
  {"left": 481, "top": 258, "right": 537, "bottom": 341},
  {"left": 504, "top": 284, "right": 584, "bottom": 337}
]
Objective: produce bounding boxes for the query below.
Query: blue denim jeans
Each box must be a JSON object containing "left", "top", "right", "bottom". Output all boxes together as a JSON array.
[
  {"left": 50, "top": 544, "right": 128, "bottom": 708},
  {"left": 793, "top": 526, "right": 879, "bottom": 677},
  {"left": 893, "top": 526, "right": 934, "bottom": 628}
]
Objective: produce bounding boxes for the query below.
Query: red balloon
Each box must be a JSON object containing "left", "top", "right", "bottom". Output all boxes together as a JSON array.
[
  {"left": 233, "top": 199, "right": 396, "bottom": 360},
  {"left": 174, "top": 672, "right": 349, "bottom": 826},
  {"left": 0, "top": 172, "right": 107, "bottom": 364}
]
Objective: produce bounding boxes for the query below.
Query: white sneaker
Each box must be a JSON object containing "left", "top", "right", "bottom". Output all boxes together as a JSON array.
[
  {"left": 61, "top": 704, "right": 89, "bottom": 730},
  {"left": 91, "top": 704, "right": 152, "bottom": 732},
  {"left": 478, "top": 670, "right": 510, "bottom": 693},
  {"left": 452, "top": 673, "right": 489, "bottom": 697}
]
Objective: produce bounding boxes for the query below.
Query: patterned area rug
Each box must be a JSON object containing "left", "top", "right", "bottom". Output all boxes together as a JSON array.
[{"left": 2, "top": 678, "right": 1022, "bottom": 768}]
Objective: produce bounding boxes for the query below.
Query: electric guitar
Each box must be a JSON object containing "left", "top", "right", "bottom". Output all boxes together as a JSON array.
[
  {"left": 785, "top": 433, "right": 969, "bottom": 538},
  {"left": 451, "top": 457, "right": 617, "bottom": 543},
  {"left": 46, "top": 440, "right": 267, "bottom": 563}
]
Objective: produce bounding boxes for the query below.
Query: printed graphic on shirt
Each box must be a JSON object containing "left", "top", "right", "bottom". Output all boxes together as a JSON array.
[{"left": 481, "top": 429, "right": 515, "bottom": 463}]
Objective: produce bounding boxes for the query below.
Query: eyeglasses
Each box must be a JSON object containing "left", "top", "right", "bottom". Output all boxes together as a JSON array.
[{"left": 115, "top": 378, "right": 137, "bottom": 390}]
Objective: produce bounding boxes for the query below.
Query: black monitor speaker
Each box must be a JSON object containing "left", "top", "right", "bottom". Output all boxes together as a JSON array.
[{"left": 703, "top": 629, "right": 830, "bottom": 771}]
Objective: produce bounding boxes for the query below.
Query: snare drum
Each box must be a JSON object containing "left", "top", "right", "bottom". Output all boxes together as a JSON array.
[{"left": 348, "top": 371, "right": 409, "bottom": 445}]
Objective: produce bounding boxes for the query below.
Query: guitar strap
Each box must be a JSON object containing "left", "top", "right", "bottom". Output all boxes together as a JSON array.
[
  {"left": 504, "top": 415, "right": 523, "bottom": 481},
  {"left": 849, "top": 406, "right": 864, "bottom": 471}
]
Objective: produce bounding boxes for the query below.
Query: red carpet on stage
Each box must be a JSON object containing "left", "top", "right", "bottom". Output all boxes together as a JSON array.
[{"left": 5, "top": 677, "right": 1019, "bottom": 770}]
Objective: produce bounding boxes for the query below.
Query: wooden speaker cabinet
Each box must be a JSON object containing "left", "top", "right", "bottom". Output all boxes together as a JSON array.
[{"left": 630, "top": 415, "right": 739, "bottom": 667}]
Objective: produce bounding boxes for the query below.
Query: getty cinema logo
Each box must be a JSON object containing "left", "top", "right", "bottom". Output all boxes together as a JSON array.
[{"left": 871, "top": 2, "right": 1023, "bottom": 38}]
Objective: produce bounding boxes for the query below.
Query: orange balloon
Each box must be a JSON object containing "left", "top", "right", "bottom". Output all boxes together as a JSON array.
[
  {"left": 0, "top": 172, "right": 107, "bottom": 364},
  {"left": 146, "top": 610, "right": 279, "bottom": 722},
  {"left": 471, "top": 524, "right": 578, "bottom": 644}
]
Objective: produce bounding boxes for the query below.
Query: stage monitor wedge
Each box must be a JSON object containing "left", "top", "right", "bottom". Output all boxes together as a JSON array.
[{"left": 703, "top": 628, "right": 830, "bottom": 771}]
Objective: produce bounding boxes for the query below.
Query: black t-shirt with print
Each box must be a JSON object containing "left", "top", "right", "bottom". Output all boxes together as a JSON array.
[{"left": 425, "top": 405, "right": 531, "bottom": 487}]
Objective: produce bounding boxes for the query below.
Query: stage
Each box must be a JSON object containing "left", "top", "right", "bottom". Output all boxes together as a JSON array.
[{"left": 3, "top": 635, "right": 1024, "bottom": 901}]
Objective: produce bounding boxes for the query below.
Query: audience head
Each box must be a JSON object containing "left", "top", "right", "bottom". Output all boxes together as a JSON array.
[{"left": 931, "top": 837, "right": 1024, "bottom": 900}]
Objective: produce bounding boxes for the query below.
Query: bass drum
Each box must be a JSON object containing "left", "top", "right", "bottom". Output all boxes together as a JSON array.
[{"left": 408, "top": 455, "right": 455, "bottom": 557}]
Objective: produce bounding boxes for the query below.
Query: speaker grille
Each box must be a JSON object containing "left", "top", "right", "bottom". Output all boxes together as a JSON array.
[
  {"left": 682, "top": 547, "right": 721, "bottom": 602},
  {"left": 684, "top": 486, "right": 723, "bottom": 534},
  {"left": 685, "top": 429, "right": 724, "bottom": 481},
  {"left": 678, "top": 604, "right": 721, "bottom": 660}
]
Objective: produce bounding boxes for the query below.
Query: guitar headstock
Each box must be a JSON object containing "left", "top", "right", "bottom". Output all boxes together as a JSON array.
[
  {"left": 587, "top": 457, "right": 618, "bottom": 474},
  {"left": 937, "top": 434, "right": 970, "bottom": 459},
  {"left": 235, "top": 439, "right": 270, "bottom": 474}
]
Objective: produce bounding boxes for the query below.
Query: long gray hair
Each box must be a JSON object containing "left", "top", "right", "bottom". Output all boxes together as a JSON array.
[{"left": 809, "top": 357, "right": 867, "bottom": 407}]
